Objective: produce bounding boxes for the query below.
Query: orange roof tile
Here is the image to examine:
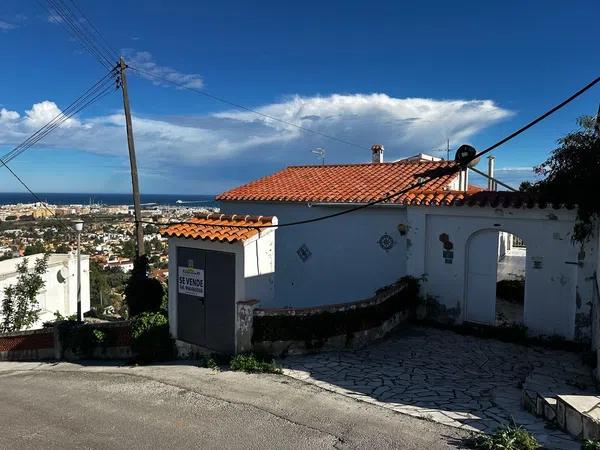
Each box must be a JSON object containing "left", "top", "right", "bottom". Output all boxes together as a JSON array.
[
  {"left": 217, "top": 160, "right": 459, "bottom": 204},
  {"left": 394, "top": 190, "right": 575, "bottom": 209},
  {"left": 160, "top": 213, "right": 276, "bottom": 243}
]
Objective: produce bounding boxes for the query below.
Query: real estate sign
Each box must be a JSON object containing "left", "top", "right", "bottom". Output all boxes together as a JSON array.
[{"left": 178, "top": 267, "right": 205, "bottom": 298}]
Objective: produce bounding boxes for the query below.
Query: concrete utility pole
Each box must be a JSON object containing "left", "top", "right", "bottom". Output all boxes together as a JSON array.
[{"left": 119, "top": 57, "right": 145, "bottom": 257}]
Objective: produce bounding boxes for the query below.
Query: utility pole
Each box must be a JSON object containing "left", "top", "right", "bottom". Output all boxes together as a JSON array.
[{"left": 119, "top": 57, "right": 145, "bottom": 257}]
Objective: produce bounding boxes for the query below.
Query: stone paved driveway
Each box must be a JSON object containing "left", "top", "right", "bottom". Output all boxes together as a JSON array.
[{"left": 282, "top": 326, "right": 591, "bottom": 450}]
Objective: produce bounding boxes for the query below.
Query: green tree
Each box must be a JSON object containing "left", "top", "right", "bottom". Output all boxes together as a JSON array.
[
  {"left": 1, "top": 254, "right": 49, "bottom": 332},
  {"left": 125, "top": 256, "right": 164, "bottom": 317},
  {"left": 89, "top": 261, "right": 109, "bottom": 309},
  {"left": 24, "top": 241, "right": 46, "bottom": 255},
  {"left": 522, "top": 116, "right": 600, "bottom": 241}
]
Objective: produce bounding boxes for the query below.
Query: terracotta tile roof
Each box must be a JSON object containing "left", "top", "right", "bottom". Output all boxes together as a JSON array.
[
  {"left": 217, "top": 160, "right": 459, "bottom": 204},
  {"left": 160, "top": 213, "right": 276, "bottom": 243},
  {"left": 395, "top": 190, "right": 575, "bottom": 209}
]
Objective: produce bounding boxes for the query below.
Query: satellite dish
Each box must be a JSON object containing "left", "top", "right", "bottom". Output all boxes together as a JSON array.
[
  {"left": 56, "top": 268, "right": 66, "bottom": 284},
  {"left": 454, "top": 144, "right": 480, "bottom": 167}
]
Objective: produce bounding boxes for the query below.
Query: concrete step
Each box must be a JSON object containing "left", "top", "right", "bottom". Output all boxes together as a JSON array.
[{"left": 556, "top": 395, "right": 600, "bottom": 440}]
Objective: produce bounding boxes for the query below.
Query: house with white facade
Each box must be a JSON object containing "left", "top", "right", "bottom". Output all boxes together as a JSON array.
[
  {"left": 0, "top": 253, "right": 90, "bottom": 329},
  {"left": 212, "top": 145, "right": 599, "bottom": 341}
]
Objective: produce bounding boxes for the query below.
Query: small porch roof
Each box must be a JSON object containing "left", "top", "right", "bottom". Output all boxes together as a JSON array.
[{"left": 160, "top": 213, "right": 277, "bottom": 243}]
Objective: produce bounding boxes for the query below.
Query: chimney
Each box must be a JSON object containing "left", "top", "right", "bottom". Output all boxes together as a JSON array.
[
  {"left": 487, "top": 156, "right": 496, "bottom": 191},
  {"left": 371, "top": 144, "right": 384, "bottom": 163}
]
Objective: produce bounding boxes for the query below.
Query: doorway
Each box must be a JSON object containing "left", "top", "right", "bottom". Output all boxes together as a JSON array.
[
  {"left": 465, "top": 230, "right": 526, "bottom": 326},
  {"left": 495, "top": 233, "right": 526, "bottom": 326}
]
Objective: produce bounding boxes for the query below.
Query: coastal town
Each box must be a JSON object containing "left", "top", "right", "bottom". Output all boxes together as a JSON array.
[{"left": 0, "top": 200, "right": 216, "bottom": 316}]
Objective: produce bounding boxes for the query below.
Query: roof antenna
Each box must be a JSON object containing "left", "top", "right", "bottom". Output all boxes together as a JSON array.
[{"left": 312, "top": 148, "right": 326, "bottom": 166}]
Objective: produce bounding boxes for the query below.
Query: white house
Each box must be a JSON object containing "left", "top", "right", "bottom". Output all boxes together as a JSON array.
[
  {"left": 0, "top": 253, "right": 90, "bottom": 329},
  {"left": 215, "top": 146, "right": 599, "bottom": 341}
]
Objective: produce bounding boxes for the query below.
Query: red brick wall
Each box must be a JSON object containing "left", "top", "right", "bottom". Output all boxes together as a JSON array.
[{"left": 0, "top": 330, "right": 54, "bottom": 352}]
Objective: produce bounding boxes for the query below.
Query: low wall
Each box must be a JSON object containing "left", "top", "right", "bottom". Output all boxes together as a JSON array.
[
  {"left": 0, "top": 328, "right": 55, "bottom": 361},
  {"left": 59, "top": 321, "right": 133, "bottom": 360},
  {"left": 250, "top": 278, "right": 419, "bottom": 356},
  {"left": 0, "top": 321, "right": 133, "bottom": 361}
]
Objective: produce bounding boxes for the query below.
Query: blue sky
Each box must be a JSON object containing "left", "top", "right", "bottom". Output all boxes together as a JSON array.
[{"left": 0, "top": 0, "right": 598, "bottom": 194}]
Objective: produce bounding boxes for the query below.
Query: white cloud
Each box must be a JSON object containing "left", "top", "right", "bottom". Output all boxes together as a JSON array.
[
  {"left": 0, "top": 108, "right": 20, "bottom": 121},
  {"left": 0, "top": 94, "right": 512, "bottom": 190},
  {"left": 0, "top": 20, "right": 18, "bottom": 32},
  {"left": 122, "top": 50, "right": 203, "bottom": 89},
  {"left": 24, "top": 101, "right": 79, "bottom": 128}
]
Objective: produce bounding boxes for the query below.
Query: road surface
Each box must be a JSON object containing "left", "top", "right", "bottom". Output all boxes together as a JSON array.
[{"left": 0, "top": 362, "right": 469, "bottom": 449}]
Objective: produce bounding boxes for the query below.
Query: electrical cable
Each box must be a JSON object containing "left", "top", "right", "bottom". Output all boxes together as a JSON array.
[
  {"left": 140, "top": 74, "right": 600, "bottom": 230},
  {"left": 37, "top": 0, "right": 115, "bottom": 69},
  {"left": 1, "top": 68, "right": 118, "bottom": 164},
  {"left": 128, "top": 65, "right": 369, "bottom": 151}
]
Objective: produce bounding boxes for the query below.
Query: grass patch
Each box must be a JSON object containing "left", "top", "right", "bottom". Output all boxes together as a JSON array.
[
  {"left": 229, "top": 353, "right": 282, "bottom": 374},
  {"left": 467, "top": 423, "right": 540, "bottom": 450}
]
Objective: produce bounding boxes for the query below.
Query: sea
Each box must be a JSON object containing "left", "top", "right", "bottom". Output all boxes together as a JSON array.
[{"left": 0, "top": 193, "right": 220, "bottom": 208}]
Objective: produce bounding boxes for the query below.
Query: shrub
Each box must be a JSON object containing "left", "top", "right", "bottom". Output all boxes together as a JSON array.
[
  {"left": 57, "top": 321, "right": 109, "bottom": 358},
  {"left": 131, "top": 311, "right": 174, "bottom": 362},
  {"left": 583, "top": 440, "right": 600, "bottom": 450},
  {"left": 496, "top": 278, "right": 525, "bottom": 303},
  {"left": 125, "top": 256, "right": 164, "bottom": 317},
  {"left": 229, "top": 353, "right": 282, "bottom": 374},
  {"left": 468, "top": 423, "right": 540, "bottom": 450}
]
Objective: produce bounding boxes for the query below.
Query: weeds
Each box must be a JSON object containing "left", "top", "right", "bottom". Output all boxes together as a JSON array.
[
  {"left": 467, "top": 423, "right": 540, "bottom": 450},
  {"left": 582, "top": 440, "right": 600, "bottom": 450},
  {"left": 229, "top": 353, "right": 282, "bottom": 374}
]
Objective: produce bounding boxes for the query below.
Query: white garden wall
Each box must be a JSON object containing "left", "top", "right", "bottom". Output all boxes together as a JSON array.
[{"left": 407, "top": 206, "right": 596, "bottom": 340}]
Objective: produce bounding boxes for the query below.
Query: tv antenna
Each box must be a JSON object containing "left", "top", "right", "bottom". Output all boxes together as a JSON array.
[{"left": 312, "top": 148, "right": 326, "bottom": 165}]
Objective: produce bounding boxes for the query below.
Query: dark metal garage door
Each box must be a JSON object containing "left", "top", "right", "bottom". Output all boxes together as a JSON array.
[{"left": 176, "top": 246, "right": 236, "bottom": 353}]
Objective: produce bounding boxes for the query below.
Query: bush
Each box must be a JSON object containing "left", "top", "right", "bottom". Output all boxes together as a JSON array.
[
  {"left": 583, "top": 440, "right": 600, "bottom": 450},
  {"left": 125, "top": 256, "right": 164, "bottom": 317},
  {"left": 468, "top": 423, "right": 540, "bottom": 450},
  {"left": 131, "top": 311, "right": 174, "bottom": 362},
  {"left": 57, "top": 321, "right": 109, "bottom": 358},
  {"left": 496, "top": 279, "right": 525, "bottom": 303},
  {"left": 229, "top": 353, "right": 282, "bottom": 374}
]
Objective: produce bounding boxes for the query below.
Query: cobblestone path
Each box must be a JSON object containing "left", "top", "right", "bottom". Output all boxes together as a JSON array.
[{"left": 282, "top": 326, "right": 589, "bottom": 450}]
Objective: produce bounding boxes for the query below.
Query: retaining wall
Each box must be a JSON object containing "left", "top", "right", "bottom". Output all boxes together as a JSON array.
[
  {"left": 0, "top": 321, "right": 132, "bottom": 361},
  {"left": 245, "top": 278, "right": 419, "bottom": 356}
]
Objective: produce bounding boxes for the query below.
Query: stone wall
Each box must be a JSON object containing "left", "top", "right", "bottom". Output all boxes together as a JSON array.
[
  {"left": 0, "top": 321, "right": 133, "bottom": 361},
  {"left": 247, "top": 278, "right": 419, "bottom": 356},
  {"left": 0, "top": 328, "right": 55, "bottom": 361}
]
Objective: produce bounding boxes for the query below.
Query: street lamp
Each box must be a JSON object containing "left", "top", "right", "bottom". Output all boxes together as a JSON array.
[{"left": 72, "top": 220, "right": 84, "bottom": 322}]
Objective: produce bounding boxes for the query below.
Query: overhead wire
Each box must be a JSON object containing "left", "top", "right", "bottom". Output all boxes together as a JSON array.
[
  {"left": 1, "top": 68, "right": 118, "bottom": 164},
  {"left": 36, "top": 0, "right": 116, "bottom": 69},
  {"left": 127, "top": 65, "right": 369, "bottom": 151},
  {"left": 138, "top": 73, "right": 600, "bottom": 230},
  {"left": 0, "top": 70, "right": 119, "bottom": 231}
]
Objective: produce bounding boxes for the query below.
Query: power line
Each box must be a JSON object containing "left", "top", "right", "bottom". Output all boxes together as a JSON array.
[
  {"left": 472, "top": 75, "right": 600, "bottom": 162},
  {"left": 1, "top": 67, "right": 118, "bottom": 164},
  {"left": 127, "top": 65, "right": 369, "bottom": 151},
  {"left": 36, "top": 0, "right": 115, "bottom": 69},
  {"left": 0, "top": 71, "right": 118, "bottom": 228},
  {"left": 66, "top": 0, "right": 119, "bottom": 61},
  {"left": 145, "top": 73, "right": 600, "bottom": 230}
]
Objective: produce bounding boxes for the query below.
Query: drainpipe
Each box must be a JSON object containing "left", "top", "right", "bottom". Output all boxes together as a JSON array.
[{"left": 487, "top": 156, "right": 496, "bottom": 191}]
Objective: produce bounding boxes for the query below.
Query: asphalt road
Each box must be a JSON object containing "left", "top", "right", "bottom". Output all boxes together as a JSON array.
[{"left": 0, "top": 362, "right": 469, "bottom": 449}]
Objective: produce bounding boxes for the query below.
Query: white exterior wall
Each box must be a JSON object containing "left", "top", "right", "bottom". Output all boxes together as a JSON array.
[
  {"left": 244, "top": 230, "right": 276, "bottom": 305},
  {"left": 0, "top": 253, "right": 90, "bottom": 329},
  {"left": 407, "top": 206, "right": 596, "bottom": 339},
  {"left": 221, "top": 202, "right": 408, "bottom": 307}
]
